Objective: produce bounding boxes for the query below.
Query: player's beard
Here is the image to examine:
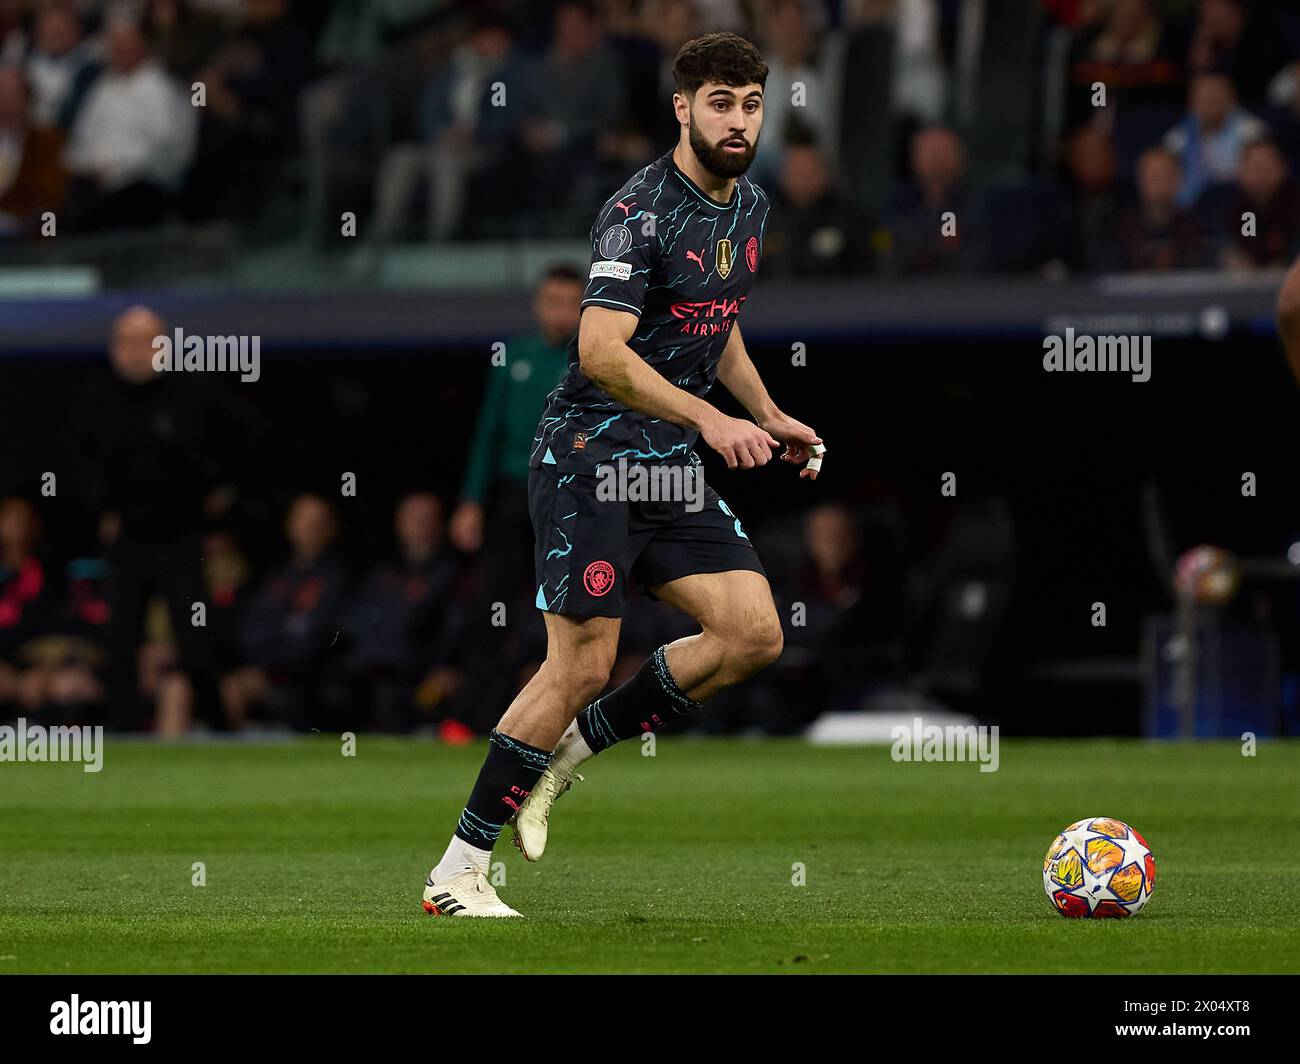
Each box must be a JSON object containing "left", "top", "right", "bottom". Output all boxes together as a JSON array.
[{"left": 688, "top": 113, "right": 757, "bottom": 179}]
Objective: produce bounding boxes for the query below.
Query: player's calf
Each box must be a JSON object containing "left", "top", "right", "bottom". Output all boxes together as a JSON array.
[
  {"left": 513, "top": 633, "right": 770, "bottom": 862},
  {"left": 497, "top": 656, "right": 611, "bottom": 747},
  {"left": 512, "top": 644, "right": 698, "bottom": 861}
]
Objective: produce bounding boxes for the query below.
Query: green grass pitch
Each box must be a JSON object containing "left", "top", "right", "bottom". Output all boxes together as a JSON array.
[{"left": 0, "top": 736, "right": 1295, "bottom": 973}]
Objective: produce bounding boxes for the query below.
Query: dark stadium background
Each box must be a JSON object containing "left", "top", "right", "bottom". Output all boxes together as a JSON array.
[{"left": 2, "top": 0, "right": 1299, "bottom": 740}]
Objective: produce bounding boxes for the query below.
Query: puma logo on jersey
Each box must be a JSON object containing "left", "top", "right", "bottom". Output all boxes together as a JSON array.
[{"left": 685, "top": 247, "right": 706, "bottom": 271}]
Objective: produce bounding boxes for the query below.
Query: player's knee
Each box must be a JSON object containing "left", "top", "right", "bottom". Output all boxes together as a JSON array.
[
  {"left": 729, "top": 616, "right": 784, "bottom": 677},
  {"left": 755, "top": 618, "right": 785, "bottom": 669}
]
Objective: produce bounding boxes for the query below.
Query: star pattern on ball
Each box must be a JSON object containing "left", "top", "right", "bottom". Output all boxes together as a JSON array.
[
  {"left": 1113, "top": 830, "right": 1151, "bottom": 873},
  {"left": 1061, "top": 825, "right": 1124, "bottom": 914}
]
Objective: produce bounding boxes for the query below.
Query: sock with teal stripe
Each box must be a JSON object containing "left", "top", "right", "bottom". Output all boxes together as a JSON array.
[
  {"left": 576, "top": 644, "right": 700, "bottom": 755},
  {"left": 447, "top": 730, "right": 552, "bottom": 861}
]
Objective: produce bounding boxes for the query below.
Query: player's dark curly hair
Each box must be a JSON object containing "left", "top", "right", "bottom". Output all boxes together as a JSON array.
[{"left": 672, "top": 33, "right": 768, "bottom": 99}]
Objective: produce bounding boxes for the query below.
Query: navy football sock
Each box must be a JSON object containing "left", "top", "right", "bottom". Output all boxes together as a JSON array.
[
  {"left": 576, "top": 644, "right": 700, "bottom": 754},
  {"left": 453, "top": 730, "right": 552, "bottom": 851}
]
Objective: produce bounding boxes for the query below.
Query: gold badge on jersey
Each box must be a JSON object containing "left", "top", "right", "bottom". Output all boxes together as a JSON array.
[{"left": 716, "top": 238, "right": 734, "bottom": 279}]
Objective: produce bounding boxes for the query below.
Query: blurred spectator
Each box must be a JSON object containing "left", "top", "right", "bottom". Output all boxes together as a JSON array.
[
  {"left": 0, "top": 498, "right": 106, "bottom": 721},
  {"left": 26, "top": 1, "right": 98, "bottom": 130},
  {"left": 0, "top": 0, "right": 28, "bottom": 67},
  {"left": 0, "top": 497, "right": 58, "bottom": 713},
  {"left": 1100, "top": 146, "right": 1207, "bottom": 271},
  {"left": 518, "top": 0, "right": 626, "bottom": 229},
  {"left": 229, "top": 494, "right": 350, "bottom": 730},
  {"left": 691, "top": 0, "right": 745, "bottom": 34},
  {"left": 883, "top": 124, "right": 988, "bottom": 273},
  {"left": 182, "top": 0, "right": 312, "bottom": 224},
  {"left": 299, "top": 0, "right": 446, "bottom": 244},
  {"left": 1186, "top": 0, "right": 1292, "bottom": 106},
  {"left": 796, "top": 501, "right": 874, "bottom": 628},
  {"left": 62, "top": 556, "right": 111, "bottom": 663},
  {"left": 371, "top": 15, "right": 524, "bottom": 244},
  {"left": 592, "top": 0, "right": 693, "bottom": 171},
  {"left": 888, "top": 0, "right": 948, "bottom": 130},
  {"left": 342, "top": 492, "right": 455, "bottom": 732},
  {"left": 1266, "top": 61, "right": 1300, "bottom": 178},
  {"left": 147, "top": 0, "right": 232, "bottom": 81},
  {"left": 764, "top": 137, "right": 873, "bottom": 276},
  {"left": 63, "top": 14, "right": 198, "bottom": 231},
  {"left": 1162, "top": 72, "right": 1266, "bottom": 208},
  {"left": 313, "top": 0, "right": 444, "bottom": 69},
  {"left": 132, "top": 592, "right": 191, "bottom": 736},
  {"left": 202, "top": 526, "right": 251, "bottom": 727},
  {"left": 752, "top": 0, "right": 840, "bottom": 186},
  {"left": 1064, "top": 0, "right": 1184, "bottom": 133},
  {"left": 1209, "top": 139, "right": 1300, "bottom": 270},
  {"left": 85, "top": 305, "right": 245, "bottom": 730},
  {"left": 644, "top": 0, "right": 701, "bottom": 101},
  {"left": 747, "top": 502, "right": 878, "bottom": 732},
  {"left": 0, "top": 66, "right": 69, "bottom": 237},
  {"left": 1061, "top": 121, "right": 1124, "bottom": 272}
]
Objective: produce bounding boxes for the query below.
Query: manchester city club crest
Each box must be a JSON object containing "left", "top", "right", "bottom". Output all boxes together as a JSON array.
[{"left": 716, "top": 238, "right": 733, "bottom": 279}]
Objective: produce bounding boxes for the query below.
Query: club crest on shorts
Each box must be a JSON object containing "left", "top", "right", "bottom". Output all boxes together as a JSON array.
[
  {"left": 716, "top": 238, "right": 734, "bottom": 279},
  {"left": 584, "top": 560, "right": 615, "bottom": 597},
  {"left": 598, "top": 223, "right": 633, "bottom": 260}
]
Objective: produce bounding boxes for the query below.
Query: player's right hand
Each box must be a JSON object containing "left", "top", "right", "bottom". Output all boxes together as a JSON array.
[{"left": 700, "top": 414, "right": 780, "bottom": 470}]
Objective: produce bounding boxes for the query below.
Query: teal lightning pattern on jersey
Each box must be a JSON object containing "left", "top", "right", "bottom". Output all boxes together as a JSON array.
[{"left": 529, "top": 150, "right": 770, "bottom": 472}]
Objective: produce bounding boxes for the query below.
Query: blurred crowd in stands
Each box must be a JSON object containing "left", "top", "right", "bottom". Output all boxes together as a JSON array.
[
  {"left": 4, "top": 0, "right": 1298, "bottom": 737},
  {"left": 0, "top": 265, "right": 931, "bottom": 736},
  {"left": 0, "top": 0, "right": 1298, "bottom": 273}
]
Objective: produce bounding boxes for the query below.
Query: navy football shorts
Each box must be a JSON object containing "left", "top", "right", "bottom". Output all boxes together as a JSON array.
[{"left": 528, "top": 460, "right": 765, "bottom": 618}]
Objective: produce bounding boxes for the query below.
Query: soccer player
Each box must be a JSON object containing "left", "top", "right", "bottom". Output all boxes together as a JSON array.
[{"left": 423, "top": 32, "right": 823, "bottom": 917}]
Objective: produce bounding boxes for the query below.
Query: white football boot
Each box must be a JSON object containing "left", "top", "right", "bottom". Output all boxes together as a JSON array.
[
  {"left": 510, "top": 766, "right": 583, "bottom": 862},
  {"left": 422, "top": 866, "right": 521, "bottom": 918}
]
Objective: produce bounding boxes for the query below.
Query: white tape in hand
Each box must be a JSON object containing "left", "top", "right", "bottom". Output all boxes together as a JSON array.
[{"left": 806, "top": 442, "right": 826, "bottom": 474}]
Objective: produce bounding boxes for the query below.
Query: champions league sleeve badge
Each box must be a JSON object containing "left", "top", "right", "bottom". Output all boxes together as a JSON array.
[{"left": 598, "top": 223, "right": 634, "bottom": 260}]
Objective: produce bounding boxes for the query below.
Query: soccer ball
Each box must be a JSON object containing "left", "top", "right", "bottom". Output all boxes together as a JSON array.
[{"left": 1043, "top": 817, "right": 1156, "bottom": 918}]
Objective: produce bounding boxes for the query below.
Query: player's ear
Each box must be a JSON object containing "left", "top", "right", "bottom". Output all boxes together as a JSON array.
[{"left": 672, "top": 92, "right": 690, "bottom": 127}]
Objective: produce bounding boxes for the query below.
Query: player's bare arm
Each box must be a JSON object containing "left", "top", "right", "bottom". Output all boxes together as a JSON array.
[
  {"left": 715, "top": 322, "right": 824, "bottom": 479},
  {"left": 579, "top": 304, "right": 780, "bottom": 469}
]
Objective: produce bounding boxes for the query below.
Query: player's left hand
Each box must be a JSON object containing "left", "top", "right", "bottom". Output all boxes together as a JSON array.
[{"left": 758, "top": 411, "right": 824, "bottom": 480}]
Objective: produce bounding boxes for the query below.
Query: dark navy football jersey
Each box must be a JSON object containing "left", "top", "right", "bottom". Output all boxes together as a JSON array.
[{"left": 529, "top": 150, "right": 770, "bottom": 472}]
